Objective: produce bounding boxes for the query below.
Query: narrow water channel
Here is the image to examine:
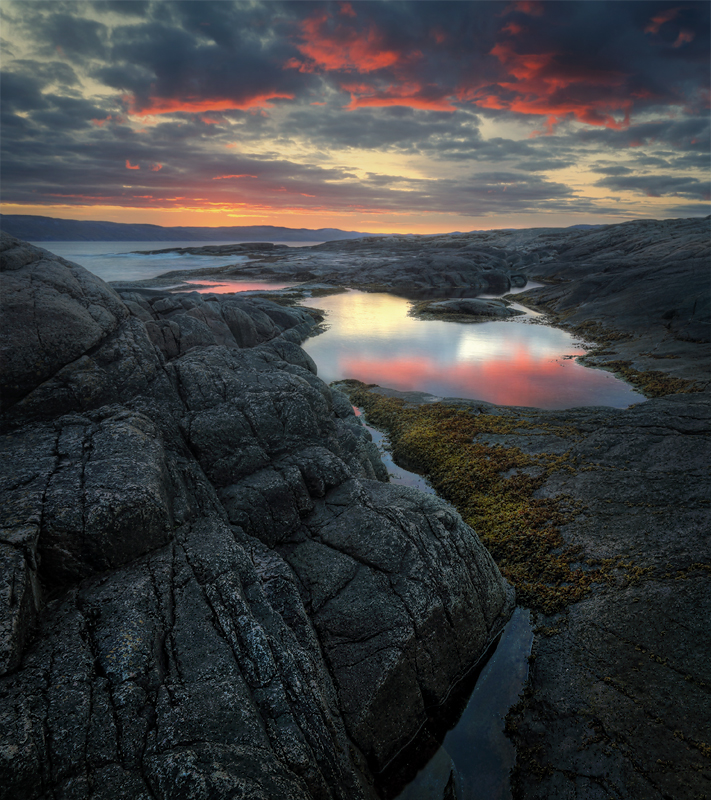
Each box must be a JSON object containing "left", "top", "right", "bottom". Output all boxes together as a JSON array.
[{"left": 359, "top": 413, "right": 534, "bottom": 800}]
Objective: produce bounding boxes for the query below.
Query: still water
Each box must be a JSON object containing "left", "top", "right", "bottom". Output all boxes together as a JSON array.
[
  {"left": 32, "top": 240, "right": 319, "bottom": 284},
  {"left": 303, "top": 290, "right": 642, "bottom": 409},
  {"left": 361, "top": 416, "right": 532, "bottom": 800}
]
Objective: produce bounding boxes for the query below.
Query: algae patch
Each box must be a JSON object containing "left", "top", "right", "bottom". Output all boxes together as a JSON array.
[
  {"left": 339, "top": 381, "right": 598, "bottom": 613},
  {"left": 596, "top": 360, "right": 702, "bottom": 398}
]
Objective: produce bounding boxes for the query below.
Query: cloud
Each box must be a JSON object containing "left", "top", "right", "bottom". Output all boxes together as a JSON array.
[
  {"left": 288, "top": 8, "right": 405, "bottom": 73},
  {"left": 644, "top": 7, "right": 681, "bottom": 35},
  {"left": 659, "top": 202, "right": 711, "bottom": 217},
  {"left": 0, "top": 0, "right": 708, "bottom": 227},
  {"left": 595, "top": 174, "right": 710, "bottom": 200},
  {"left": 590, "top": 165, "right": 634, "bottom": 176}
]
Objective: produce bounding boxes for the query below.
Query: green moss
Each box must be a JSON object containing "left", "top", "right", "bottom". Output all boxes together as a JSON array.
[
  {"left": 341, "top": 382, "right": 599, "bottom": 613},
  {"left": 600, "top": 360, "right": 701, "bottom": 398},
  {"left": 571, "top": 320, "right": 633, "bottom": 344}
]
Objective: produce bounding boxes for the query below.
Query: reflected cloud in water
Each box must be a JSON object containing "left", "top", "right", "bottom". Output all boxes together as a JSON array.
[{"left": 302, "top": 291, "right": 642, "bottom": 409}]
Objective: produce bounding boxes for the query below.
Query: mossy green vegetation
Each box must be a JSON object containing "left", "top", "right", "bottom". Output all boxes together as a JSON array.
[
  {"left": 600, "top": 360, "right": 701, "bottom": 398},
  {"left": 340, "top": 381, "right": 598, "bottom": 613}
]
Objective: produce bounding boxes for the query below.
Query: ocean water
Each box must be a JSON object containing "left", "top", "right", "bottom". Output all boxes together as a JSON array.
[{"left": 33, "top": 240, "right": 320, "bottom": 284}]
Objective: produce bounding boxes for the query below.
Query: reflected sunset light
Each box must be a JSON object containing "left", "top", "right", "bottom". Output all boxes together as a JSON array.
[{"left": 301, "top": 291, "right": 642, "bottom": 409}]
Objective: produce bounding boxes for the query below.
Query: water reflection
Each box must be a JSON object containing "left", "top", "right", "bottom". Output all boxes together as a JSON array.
[
  {"left": 302, "top": 291, "right": 641, "bottom": 409},
  {"left": 183, "top": 279, "right": 296, "bottom": 293},
  {"left": 379, "top": 609, "right": 534, "bottom": 800}
]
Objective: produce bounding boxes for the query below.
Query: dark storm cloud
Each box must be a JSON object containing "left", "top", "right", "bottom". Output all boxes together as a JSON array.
[
  {"left": 576, "top": 117, "right": 710, "bottom": 152},
  {"left": 595, "top": 175, "right": 711, "bottom": 200},
  {"left": 35, "top": 14, "right": 110, "bottom": 61}
]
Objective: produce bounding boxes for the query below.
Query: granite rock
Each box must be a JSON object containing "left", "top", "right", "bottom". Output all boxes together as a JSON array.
[{"left": 0, "top": 233, "right": 514, "bottom": 799}]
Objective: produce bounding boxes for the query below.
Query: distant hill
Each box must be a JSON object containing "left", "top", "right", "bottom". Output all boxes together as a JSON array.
[{"left": 0, "top": 214, "right": 381, "bottom": 243}]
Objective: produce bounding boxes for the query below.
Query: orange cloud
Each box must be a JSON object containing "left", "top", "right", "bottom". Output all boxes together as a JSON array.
[
  {"left": 673, "top": 29, "right": 695, "bottom": 47},
  {"left": 212, "top": 174, "right": 258, "bottom": 180},
  {"left": 510, "top": 1, "right": 544, "bottom": 16},
  {"left": 345, "top": 83, "right": 458, "bottom": 111},
  {"left": 126, "top": 93, "right": 294, "bottom": 117},
  {"left": 339, "top": 2, "right": 356, "bottom": 18},
  {"left": 502, "top": 22, "right": 523, "bottom": 36},
  {"left": 125, "top": 159, "right": 140, "bottom": 170},
  {"left": 151, "top": 164, "right": 163, "bottom": 171},
  {"left": 644, "top": 7, "right": 681, "bottom": 34},
  {"left": 288, "top": 10, "right": 402, "bottom": 73},
  {"left": 468, "top": 40, "right": 632, "bottom": 131}
]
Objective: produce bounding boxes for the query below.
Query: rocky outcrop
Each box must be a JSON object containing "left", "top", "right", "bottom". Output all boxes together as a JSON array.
[
  {"left": 115, "top": 218, "right": 709, "bottom": 388},
  {"left": 0, "top": 234, "right": 514, "bottom": 799},
  {"left": 344, "top": 376, "right": 711, "bottom": 800},
  {"left": 412, "top": 298, "right": 525, "bottom": 321}
]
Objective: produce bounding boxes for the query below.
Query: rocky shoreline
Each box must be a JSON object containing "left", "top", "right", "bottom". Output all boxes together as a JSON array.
[
  {"left": 336, "top": 383, "right": 710, "bottom": 800},
  {"left": 0, "top": 233, "right": 514, "bottom": 800},
  {"left": 1, "top": 216, "right": 709, "bottom": 800}
]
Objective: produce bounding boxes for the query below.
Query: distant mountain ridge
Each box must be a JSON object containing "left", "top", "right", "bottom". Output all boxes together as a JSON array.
[{"left": 0, "top": 214, "right": 383, "bottom": 243}]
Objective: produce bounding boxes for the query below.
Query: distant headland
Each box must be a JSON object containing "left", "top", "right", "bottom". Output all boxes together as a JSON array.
[{"left": 0, "top": 213, "right": 384, "bottom": 243}]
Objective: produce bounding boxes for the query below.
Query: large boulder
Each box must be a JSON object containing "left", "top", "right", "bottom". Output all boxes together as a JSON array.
[
  {"left": 0, "top": 233, "right": 514, "bottom": 799},
  {"left": 0, "top": 235, "right": 127, "bottom": 409}
]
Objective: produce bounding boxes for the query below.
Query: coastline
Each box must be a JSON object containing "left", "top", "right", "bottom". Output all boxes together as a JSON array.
[{"left": 1, "top": 218, "right": 709, "bottom": 800}]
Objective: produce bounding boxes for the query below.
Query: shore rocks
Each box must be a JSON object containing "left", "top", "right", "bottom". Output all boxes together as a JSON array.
[
  {"left": 344, "top": 376, "right": 710, "bottom": 800},
  {"left": 413, "top": 298, "right": 525, "bottom": 321},
  {"left": 0, "top": 237, "right": 128, "bottom": 409},
  {"left": 0, "top": 233, "right": 514, "bottom": 799}
]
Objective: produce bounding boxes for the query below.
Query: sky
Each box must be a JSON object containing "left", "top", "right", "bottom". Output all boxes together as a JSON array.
[{"left": 1, "top": 0, "right": 709, "bottom": 234}]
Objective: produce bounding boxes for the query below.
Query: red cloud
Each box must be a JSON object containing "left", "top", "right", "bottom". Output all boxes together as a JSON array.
[
  {"left": 468, "top": 41, "right": 632, "bottom": 132},
  {"left": 502, "top": 22, "right": 523, "bottom": 36},
  {"left": 644, "top": 7, "right": 681, "bottom": 34},
  {"left": 673, "top": 30, "right": 695, "bottom": 47},
  {"left": 125, "top": 159, "right": 140, "bottom": 170},
  {"left": 339, "top": 2, "right": 356, "bottom": 17},
  {"left": 343, "top": 80, "right": 457, "bottom": 111},
  {"left": 126, "top": 93, "right": 294, "bottom": 117},
  {"left": 212, "top": 174, "right": 258, "bottom": 180},
  {"left": 151, "top": 164, "right": 163, "bottom": 171},
  {"left": 288, "top": 10, "right": 403, "bottom": 73},
  {"left": 509, "top": 1, "right": 544, "bottom": 16}
]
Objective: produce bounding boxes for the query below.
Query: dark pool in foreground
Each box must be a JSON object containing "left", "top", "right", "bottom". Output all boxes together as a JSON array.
[{"left": 361, "top": 416, "right": 534, "bottom": 800}]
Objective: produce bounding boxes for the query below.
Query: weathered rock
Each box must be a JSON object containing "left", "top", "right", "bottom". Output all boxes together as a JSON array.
[
  {"left": 356, "top": 385, "right": 711, "bottom": 800},
  {"left": 419, "top": 298, "right": 524, "bottom": 320},
  {"left": 0, "top": 235, "right": 128, "bottom": 409},
  {"left": 0, "top": 232, "right": 514, "bottom": 799}
]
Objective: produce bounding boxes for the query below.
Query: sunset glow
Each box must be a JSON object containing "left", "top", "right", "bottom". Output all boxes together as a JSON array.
[{"left": 1, "top": 1, "right": 708, "bottom": 232}]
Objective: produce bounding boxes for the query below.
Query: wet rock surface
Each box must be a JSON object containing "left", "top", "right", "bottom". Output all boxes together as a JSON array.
[
  {"left": 411, "top": 298, "right": 525, "bottom": 322},
  {"left": 117, "top": 216, "right": 709, "bottom": 388},
  {"left": 349, "top": 385, "right": 711, "bottom": 800},
  {"left": 0, "top": 233, "right": 514, "bottom": 800}
]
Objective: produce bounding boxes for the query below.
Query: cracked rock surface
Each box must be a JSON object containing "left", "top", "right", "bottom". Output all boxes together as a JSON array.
[
  {"left": 363, "top": 385, "right": 711, "bottom": 800},
  {"left": 0, "top": 233, "right": 514, "bottom": 800}
]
